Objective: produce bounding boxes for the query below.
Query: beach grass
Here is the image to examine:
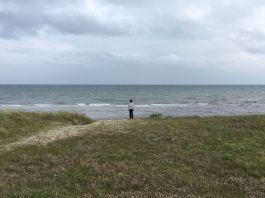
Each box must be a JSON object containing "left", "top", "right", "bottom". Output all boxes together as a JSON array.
[
  {"left": 0, "top": 111, "right": 92, "bottom": 145},
  {"left": 0, "top": 113, "right": 264, "bottom": 197}
]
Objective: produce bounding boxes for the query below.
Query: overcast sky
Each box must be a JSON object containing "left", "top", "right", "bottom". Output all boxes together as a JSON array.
[{"left": 1, "top": 0, "right": 265, "bottom": 84}]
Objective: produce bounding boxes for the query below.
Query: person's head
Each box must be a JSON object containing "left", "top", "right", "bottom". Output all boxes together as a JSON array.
[{"left": 130, "top": 99, "right": 132, "bottom": 103}]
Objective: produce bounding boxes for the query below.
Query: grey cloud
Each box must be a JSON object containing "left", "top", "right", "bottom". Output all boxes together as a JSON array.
[
  {"left": 230, "top": 30, "right": 265, "bottom": 54},
  {"left": 1, "top": 0, "right": 265, "bottom": 84},
  {"left": 148, "top": 18, "right": 212, "bottom": 39},
  {"left": 46, "top": 14, "right": 126, "bottom": 36},
  {"left": 0, "top": 13, "right": 126, "bottom": 38},
  {"left": 0, "top": 0, "right": 128, "bottom": 38},
  {"left": 0, "top": 12, "right": 44, "bottom": 38},
  {"left": 0, "top": 0, "right": 216, "bottom": 39}
]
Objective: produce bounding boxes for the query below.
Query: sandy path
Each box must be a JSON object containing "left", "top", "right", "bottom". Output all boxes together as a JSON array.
[{"left": 0, "top": 120, "right": 125, "bottom": 154}]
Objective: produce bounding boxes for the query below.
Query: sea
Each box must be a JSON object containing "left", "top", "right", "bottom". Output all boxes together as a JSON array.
[{"left": 1, "top": 85, "right": 265, "bottom": 119}]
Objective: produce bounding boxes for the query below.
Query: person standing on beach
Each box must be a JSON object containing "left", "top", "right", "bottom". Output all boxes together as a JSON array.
[{"left": 128, "top": 99, "right": 135, "bottom": 119}]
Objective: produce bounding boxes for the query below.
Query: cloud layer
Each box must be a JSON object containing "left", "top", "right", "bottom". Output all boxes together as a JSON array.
[{"left": 1, "top": 0, "right": 265, "bottom": 84}]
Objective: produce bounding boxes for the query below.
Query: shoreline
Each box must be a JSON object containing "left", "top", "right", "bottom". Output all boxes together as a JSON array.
[{"left": 1, "top": 109, "right": 265, "bottom": 120}]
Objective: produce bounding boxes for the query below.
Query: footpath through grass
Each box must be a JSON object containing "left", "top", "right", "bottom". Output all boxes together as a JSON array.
[
  {"left": 0, "top": 111, "right": 92, "bottom": 145},
  {"left": 0, "top": 113, "right": 264, "bottom": 197}
]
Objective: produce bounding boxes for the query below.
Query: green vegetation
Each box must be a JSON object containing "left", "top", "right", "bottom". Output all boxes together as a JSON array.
[
  {"left": 0, "top": 113, "right": 264, "bottom": 197},
  {"left": 150, "top": 113, "right": 164, "bottom": 118},
  {"left": 0, "top": 111, "right": 92, "bottom": 144}
]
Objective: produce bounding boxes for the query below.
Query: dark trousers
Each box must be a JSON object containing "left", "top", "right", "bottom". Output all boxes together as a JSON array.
[{"left": 129, "top": 109, "right": 134, "bottom": 119}]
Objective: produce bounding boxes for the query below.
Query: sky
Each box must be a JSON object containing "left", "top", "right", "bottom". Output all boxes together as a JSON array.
[{"left": 1, "top": 0, "right": 265, "bottom": 84}]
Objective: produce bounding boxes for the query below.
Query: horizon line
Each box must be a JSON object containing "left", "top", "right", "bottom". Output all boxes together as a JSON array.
[{"left": 1, "top": 84, "right": 265, "bottom": 86}]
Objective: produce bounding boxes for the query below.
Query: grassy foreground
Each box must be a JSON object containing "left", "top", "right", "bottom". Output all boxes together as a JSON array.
[{"left": 0, "top": 112, "right": 265, "bottom": 197}]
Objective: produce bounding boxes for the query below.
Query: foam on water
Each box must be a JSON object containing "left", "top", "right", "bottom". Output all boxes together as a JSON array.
[
  {"left": 151, "top": 103, "right": 190, "bottom": 107},
  {"left": 89, "top": 103, "right": 110, "bottom": 107},
  {"left": 198, "top": 103, "right": 208, "bottom": 106},
  {"left": 1, "top": 104, "right": 25, "bottom": 107},
  {"left": 34, "top": 104, "right": 52, "bottom": 107},
  {"left": 77, "top": 103, "right": 87, "bottom": 106}
]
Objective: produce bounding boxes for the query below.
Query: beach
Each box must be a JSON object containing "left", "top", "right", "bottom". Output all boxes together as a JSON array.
[{"left": 0, "top": 111, "right": 264, "bottom": 197}]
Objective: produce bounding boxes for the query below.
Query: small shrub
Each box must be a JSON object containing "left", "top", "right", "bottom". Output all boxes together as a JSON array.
[{"left": 150, "top": 113, "right": 163, "bottom": 118}]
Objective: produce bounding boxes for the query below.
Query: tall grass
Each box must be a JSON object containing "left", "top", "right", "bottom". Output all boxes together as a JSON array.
[{"left": 0, "top": 111, "right": 92, "bottom": 144}]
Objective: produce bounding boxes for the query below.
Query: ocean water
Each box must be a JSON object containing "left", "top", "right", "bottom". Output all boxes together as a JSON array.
[{"left": 1, "top": 85, "right": 265, "bottom": 119}]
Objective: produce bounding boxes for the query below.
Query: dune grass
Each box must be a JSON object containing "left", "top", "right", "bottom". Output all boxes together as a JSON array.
[
  {"left": 0, "top": 113, "right": 264, "bottom": 197},
  {"left": 0, "top": 111, "right": 92, "bottom": 145}
]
